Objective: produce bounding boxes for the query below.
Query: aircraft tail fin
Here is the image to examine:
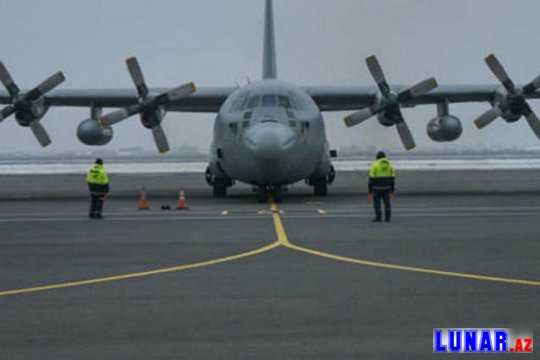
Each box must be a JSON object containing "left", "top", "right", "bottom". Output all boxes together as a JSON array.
[{"left": 262, "top": 0, "right": 277, "bottom": 79}]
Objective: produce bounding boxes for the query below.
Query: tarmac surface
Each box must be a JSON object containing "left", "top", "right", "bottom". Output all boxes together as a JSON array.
[
  {"left": 0, "top": 191, "right": 539, "bottom": 359},
  {"left": 3, "top": 162, "right": 540, "bottom": 199}
]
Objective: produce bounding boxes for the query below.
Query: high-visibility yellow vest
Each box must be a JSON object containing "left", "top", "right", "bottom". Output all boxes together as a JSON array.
[
  {"left": 86, "top": 164, "right": 109, "bottom": 185},
  {"left": 369, "top": 158, "right": 395, "bottom": 178}
]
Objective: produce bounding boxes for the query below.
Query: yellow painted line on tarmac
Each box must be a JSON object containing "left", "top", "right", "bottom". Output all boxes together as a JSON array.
[
  {"left": 268, "top": 201, "right": 540, "bottom": 287},
  {"left": 6, "top": 200, "right": 538, "bottom": 298},
  {"left": 0, "top": 242, "right": 280, "bottom": 298},
  {"left": 287, "top": 243, "right": 540, "bottom": 286},
  {"left": 270, "top": 202, "right": 290, "bottom": 246}
]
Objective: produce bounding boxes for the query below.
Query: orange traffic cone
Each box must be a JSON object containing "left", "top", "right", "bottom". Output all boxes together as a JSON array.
[
  {"left": 138, "top": 187, "right": 150, "bottom": 210},
  {"left": 177, "top": 188, "right": 189, "bottom": 210}
]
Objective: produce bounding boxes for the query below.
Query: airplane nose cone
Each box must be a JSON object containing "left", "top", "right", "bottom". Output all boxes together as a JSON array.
[{"left": 244, "top": 122, "right": 296, "bottom": 160}]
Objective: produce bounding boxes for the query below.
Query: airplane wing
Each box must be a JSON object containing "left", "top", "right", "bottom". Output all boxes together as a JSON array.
[
  {"left": 0, "top": 56, "right": 236, "bottom": 152},
  {"left": 305, "top": 83, "right": 540, "bottom": 150},
  {"left": 0, "top": 87, "right": 235, "bottom": 113},
  {"left": 304, "top": 54, "right": 540, "bottom": 150},
  {"left": 304, "top": 84, "right": 511, "bottom": 111},
  {"left": 2, "top": 54, "right": 540, "bottom": 152},
  {"left": 2, "top": 84, "right": 539, "bottom": 112}
]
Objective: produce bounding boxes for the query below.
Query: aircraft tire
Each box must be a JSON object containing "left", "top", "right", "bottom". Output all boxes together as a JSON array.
[
  {"left": 257, "top": 186, "right": 268, "bottom": 203},
  {"left": 271, "top": 186, "right": 283, "bottom": 203},
  {"left": 314, "top": 180, "right": 328, "bottom": 197},
  {"left": 213, "top": 180, "right": 227, "bottom": 198}
]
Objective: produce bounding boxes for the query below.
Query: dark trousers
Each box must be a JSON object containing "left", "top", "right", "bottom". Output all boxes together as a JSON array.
[
  {"left": 373, "top": 190, "right": 391, "bottom": 220},
  {"left": 89, "top": 194, "right": 104, "bottom": 217}
]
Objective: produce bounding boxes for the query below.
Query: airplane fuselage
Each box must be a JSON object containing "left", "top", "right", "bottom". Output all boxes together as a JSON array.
[{"left": 209, "top": 80, "right": 332, "bottom": 187}]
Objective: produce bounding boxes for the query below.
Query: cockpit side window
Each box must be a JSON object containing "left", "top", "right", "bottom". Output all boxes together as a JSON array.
[
  {"left": 278, "top": 95, "right": 291, "bottom": 109},
  {"left": 229, "top": 91, "right": 249, "bottom": 113},
  {"left": 247, "top": 96, "right": 261, "bottom": 108},
  {"left": 288, "top": 91, "right": 308, "bottom": 111}
]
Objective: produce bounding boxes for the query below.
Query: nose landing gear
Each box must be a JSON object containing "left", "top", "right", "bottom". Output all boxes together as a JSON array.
[{"left": 257, "top": 185, "right": 283, "bottom": 203}]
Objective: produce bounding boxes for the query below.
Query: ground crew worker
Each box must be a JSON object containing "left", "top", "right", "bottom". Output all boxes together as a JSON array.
[
  {"left": 368, "top": 151, "right": 395, "bottom": 222},
  {"left": 86, "top": 158, "right": 109, "bottom": 219}
]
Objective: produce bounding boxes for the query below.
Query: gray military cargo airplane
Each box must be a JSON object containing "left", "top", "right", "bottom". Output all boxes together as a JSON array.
[{"left": 1, "top": 0, "right": 540, "bottom": 202}]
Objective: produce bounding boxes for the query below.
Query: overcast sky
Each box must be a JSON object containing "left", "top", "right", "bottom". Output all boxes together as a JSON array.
[{"left": 1, "top": 0, "right": 540, "bottom": 155}]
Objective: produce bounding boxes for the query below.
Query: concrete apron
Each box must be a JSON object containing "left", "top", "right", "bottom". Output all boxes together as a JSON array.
[{"left": 1, "top": 169, "right": 540, "bottom": 200}]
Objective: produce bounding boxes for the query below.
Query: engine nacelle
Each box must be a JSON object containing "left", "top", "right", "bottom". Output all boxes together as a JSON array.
[
  {"left": 377, "top": 113, "right": 396, "bottom": 127},
  {"left": 77, "top": 119, "right": 113, "bottom": 146},
  {"left": 427, "top": 115, "right": 463, "bottom": 142},
  {"left": 14, "top": 98, "right": 49, "bottom": 127},
  {"left": 492, "top": 86, "right": 521, "bottom": 123}
]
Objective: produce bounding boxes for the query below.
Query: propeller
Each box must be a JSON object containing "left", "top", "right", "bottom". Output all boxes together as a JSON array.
[
  {"left": 0, "top": 61, "right": 65, "bottom": 147},
  {"left": 473, "top": 54, "right": 540, "bottom": 139},
  {"left": 99, "top": 57, "right": 196, "bottom": 153},
  {"left": 344, "top": 56, "right": 438, "bottom": 151}
]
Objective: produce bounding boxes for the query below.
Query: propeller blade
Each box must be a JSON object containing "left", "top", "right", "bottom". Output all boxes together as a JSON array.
[
  {"left": 395, "top": 120, "right": 416, "bottom": 151},
  {"left": 0, "top": 105, "right": 15, "bottom": 122},
  {"left": 485, "top": 54, "right": 515, "bottom": 92},
  {"left": 473, "top": 105, "right": 503, "bottom": 129},
  {"left": 99, "top": 105, "right": 139, "bottom": 126},
  {"left": 155, "top": 82, "right": 196, "bottom": 104},
  {"left": 365, "top": 55, "right": 391, "bottom": 96},
  {"left": 344, "top": 107, "right": 375, "bottom": 127},
  {"left": 151, "top": 125, "right": 170, "bottom": 153},
  {"left": 126, "top": 57, "right": 148, "bottom": 98},
  {"left": 521, "top": 103, "right": 540, "bottom": 139},
  {"left": 398, "top": 77, "right": 438, "bottom": 102},
  {"left": 0, "top": 61, "right": 19, "bottom": 96},
  {"left": 29, "top": 121, "right": 52, "bottom": 147},
  {"left": 27, "top": 72, "right": 66, "bottom": 100},
  {"left": 522, "top": 74, "right": 540, "bottom": 95}
]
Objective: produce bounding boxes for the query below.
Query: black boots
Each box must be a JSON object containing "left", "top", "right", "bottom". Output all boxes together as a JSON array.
[{"left": 89, "top": 213, "right": 103, "bottom": 219}]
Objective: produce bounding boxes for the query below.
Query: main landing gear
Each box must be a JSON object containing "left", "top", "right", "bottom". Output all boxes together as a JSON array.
[
  {"left": 213, "top": 178, "right": 228, "bottom": 198},
  {"left": 306, "top": 165, "right": 335, "bottom": 197},
  {"left": 312, "top": 179, "right": 328, "bottom": 196},
  {"left": 206, "top": 167, "right": 234, "bottom": 198}
]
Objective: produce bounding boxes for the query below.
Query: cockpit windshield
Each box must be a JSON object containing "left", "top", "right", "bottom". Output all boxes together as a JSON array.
[
  {"left": 243, "top": 94, "right": 294, "bottom": 110},
  {"left": 261, "top": 95, "right": 277, "bottom": 107},
  {"left": 233, "top": 90, "right": 309, "bottom": 111},
  {"left": 228, "top": 84, "right": 313, "bottom": 113}
]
